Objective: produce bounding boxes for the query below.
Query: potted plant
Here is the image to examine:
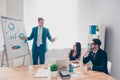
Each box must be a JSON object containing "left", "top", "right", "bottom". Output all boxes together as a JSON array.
[
  {"left": 96, "top": 27, "right": 99, "bottom": 32},
  {"left": 50, "top": 63, "right": 58, "bottom": 78}
]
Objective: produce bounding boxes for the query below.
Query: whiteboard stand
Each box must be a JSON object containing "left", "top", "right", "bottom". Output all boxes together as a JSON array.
[
  {"left": 30, "top": 53, "right": 32, "bottom": 65},
  {"left": 27, "top": 46, "right": 32, "bottom": 65},
  {"left": 22, "top": 55, "right": 26, "bottom": 66},
  {"left": 21, "top": 48, "right": 32, "bottom": 66},
  {"left": 1, "top": 45, "right": 9, "bottom": 67},
  {"left": 1, "top": 16, "right": 32, "bottom": 67},
  {"left": 1, "top": 44, "right": 32, "bottom": 67}
]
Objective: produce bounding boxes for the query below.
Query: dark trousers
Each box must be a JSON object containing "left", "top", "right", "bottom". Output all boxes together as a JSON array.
[{"left": 32, "top": 45, "right": 46, "bottom": 65}]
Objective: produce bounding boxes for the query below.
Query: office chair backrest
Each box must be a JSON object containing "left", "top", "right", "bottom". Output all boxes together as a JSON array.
[{"left": 107, "top": 61, "right": 112, "bottom": 74}]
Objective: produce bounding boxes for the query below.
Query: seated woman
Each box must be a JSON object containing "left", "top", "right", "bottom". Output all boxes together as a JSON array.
[{"left": 68, "top": 42, "right": 81, "bottom": 61}]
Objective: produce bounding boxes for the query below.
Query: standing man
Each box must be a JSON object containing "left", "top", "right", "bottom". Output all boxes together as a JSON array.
[
  {"left": 83, "top": 39, "right": 108, "bottom": 74},
  {"left": 22, "top": 17, "right": 56, "bottom": 65}
]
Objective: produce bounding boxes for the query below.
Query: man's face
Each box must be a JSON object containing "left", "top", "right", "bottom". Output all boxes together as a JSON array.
[
  {"left": 38, "top": 20, "right": 44, "bottom": 27},
  {"left": 90, "top": 41, "right": 96, "bottom": 50}
]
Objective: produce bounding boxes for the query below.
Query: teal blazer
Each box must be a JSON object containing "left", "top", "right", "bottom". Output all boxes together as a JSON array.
[{"left": 27, "top": 26, "right": 52, "bottom": 52}]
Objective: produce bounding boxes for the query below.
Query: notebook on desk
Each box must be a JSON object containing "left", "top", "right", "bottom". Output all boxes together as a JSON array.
[{"left": 35, "top": 69, "right": 49, "bottom": 78}]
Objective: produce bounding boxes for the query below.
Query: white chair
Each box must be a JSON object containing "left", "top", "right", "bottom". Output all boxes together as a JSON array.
[{"left": 107, "top": 61, "right": 112, "bottom": 74}]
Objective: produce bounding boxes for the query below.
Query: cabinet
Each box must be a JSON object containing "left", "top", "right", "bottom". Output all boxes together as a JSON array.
[{"left": 88, "top": 25, "right": 105, "bottom": 50}]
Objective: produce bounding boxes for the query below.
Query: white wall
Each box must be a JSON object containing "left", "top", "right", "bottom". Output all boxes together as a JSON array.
[
  {"left": 0, "top": 0, "right": 23, "bottom": 50},
  {"left": 77, "top": 0, "right": 120, "bottom": 79},
  {"left": 6, "top": 0, "right": 23, "bottom": 19},
  {"left": 24, "top": 0, "right": 80, "bottom": 49},
  {"left": 0, "top": 0, "right": 6, "bottom": 50},
  {"left": 0, "top": 0, "right": 6, "bottom": 16}
]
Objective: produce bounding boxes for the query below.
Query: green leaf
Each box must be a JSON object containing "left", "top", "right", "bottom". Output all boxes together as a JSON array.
[{"left": 50, "top": 64, "right": 58, "bottom": 72}]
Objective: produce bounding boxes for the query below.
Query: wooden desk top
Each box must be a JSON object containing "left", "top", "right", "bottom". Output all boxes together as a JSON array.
[{"left": 0, "top": 65, "right": 115, "bottom": 80}]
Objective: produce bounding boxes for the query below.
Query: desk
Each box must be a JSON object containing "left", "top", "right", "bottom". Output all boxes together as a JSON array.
[{"left": 0, "top": 65, "right": 115, "bottom": 80}]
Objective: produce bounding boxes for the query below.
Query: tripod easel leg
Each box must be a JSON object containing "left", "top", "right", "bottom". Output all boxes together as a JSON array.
[
  {"left": 22, "top": 56, "right": 26, "bottom": 66},
  {"left": 1, "top": 48, "right": 9, "bottom": 67},
  {"left": 1, "top": 45, "right": 9, "bottom": 67},
  {"left": 5, "top": 50, "right": 9, "bottom": 67},
  {"left": 29, "top": 53, "right": 32, "bottom": 65},
  {"left": 1, "top": 50, "right": 5, "bottom": 67}
]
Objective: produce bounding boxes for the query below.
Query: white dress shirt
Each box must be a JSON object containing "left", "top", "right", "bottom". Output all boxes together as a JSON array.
[{"left": 37, "top": 27, "right": 43, "bottom": 47}]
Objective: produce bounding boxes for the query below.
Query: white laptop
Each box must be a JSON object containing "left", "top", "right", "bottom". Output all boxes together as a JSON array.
[{"left": 56, "top": 58, "right": 69, "bottom": 69}]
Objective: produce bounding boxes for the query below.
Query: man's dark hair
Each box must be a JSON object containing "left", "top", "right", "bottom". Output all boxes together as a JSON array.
[
  {"left": 38, "top": 17, "right": 44, "bottom": 22},
  {"left": 92, "top": 38, "right": 101, "bottom": 47}
]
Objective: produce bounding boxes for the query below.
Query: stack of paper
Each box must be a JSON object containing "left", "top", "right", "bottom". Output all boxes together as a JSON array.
[
  {"left": 35, "top": 69, "right": 49, "bottom": 78},
  {"left": 71, "top": 63, "right": 80, "bottom": 68}
]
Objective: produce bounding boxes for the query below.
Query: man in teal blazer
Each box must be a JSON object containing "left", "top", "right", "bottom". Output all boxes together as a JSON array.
[{"left": 22, "top": 17, "right": 56, "bottom": 65}]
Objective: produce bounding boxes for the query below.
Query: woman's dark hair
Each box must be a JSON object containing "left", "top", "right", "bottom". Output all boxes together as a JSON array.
[
  {"left": 75, "top": 42, "right": 81, "bottom": 58},
  {"left": 69, "top": 42, "right": 81, "bottom": 60}
]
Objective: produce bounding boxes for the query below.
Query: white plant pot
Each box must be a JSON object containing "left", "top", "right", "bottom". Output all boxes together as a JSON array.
[{"left": 51, "top": 71, "right": 58, "bottom": 78}]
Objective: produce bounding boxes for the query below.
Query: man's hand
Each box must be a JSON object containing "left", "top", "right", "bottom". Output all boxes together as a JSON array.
[
  {"left": 87, "top": 66, "right": 92, "bottom": 70},
  {"left": 86, "top": 48, "right": 91, "bottom": 53},
  {"left": 52, "top": 38, "right": 56, "bottom": 42},
  {"left": 82, "top": 64, "right": 92, "bottom": 70},
  {"left": 21, "top": 36, "right": 28, "bottom": 40},
  {"left": 83, "top": 48, "right": 91, "bottom": 57}
]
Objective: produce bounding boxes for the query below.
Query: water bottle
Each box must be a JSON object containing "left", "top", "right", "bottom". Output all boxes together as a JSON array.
[{"left": 69, "top": 64, "right": 73, "bottom": 72}]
